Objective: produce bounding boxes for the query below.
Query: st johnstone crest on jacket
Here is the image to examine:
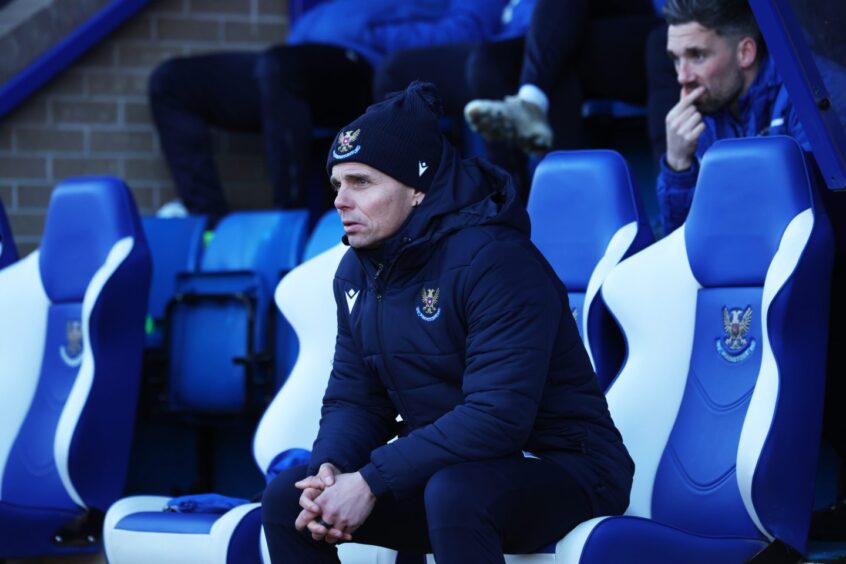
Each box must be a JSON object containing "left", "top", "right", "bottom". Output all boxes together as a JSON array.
[
  {"left": 716, "top": 305, "right": 756, "bottom": 363},
  {"left": 416, "top": 287, "right": 441, "bottom": 321},
  {"left": 60, "top": 319, "right": 84, "bottom": 367}
]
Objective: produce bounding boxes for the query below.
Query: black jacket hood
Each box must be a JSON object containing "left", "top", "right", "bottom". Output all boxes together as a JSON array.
[{"left": 357, "top": 142, "right": 531, "bottom": 268}]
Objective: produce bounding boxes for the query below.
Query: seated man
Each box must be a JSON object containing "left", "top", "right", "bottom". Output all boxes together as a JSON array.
[
  {"left": 148, "top": 0, "right": 505, "bottom": 225},
  {"left": 653, "top": 0, "right": 807, "bottom": 233},
  {"left": 261, "top": 82, "right": 634, "bottom": 562}
]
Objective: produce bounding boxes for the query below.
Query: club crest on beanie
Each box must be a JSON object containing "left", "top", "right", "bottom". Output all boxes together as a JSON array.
[{"left": 326, "top": 81, "right": 445, "bottom": 192}]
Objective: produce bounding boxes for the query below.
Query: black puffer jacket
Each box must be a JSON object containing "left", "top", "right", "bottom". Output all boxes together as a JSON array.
[{"left": 308, "top": 144, "right": 634, "bottom": 515}]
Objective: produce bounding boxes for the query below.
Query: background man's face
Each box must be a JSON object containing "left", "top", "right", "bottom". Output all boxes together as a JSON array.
[
  {"left": 667, "top": 22, "right": 746, "bottom": 114},
  {"left": 331, "top": 162, "right": 419, "bottom": 249}
]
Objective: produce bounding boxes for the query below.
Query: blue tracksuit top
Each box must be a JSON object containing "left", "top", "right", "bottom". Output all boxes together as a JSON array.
[
  {"left": 657, "top": 53, "right": 809, "bottom": 233},
  {"left": 286, "top": 0, "right": 508, "bottom": 66},
  {"left": 308, "top": 144, "right": 634, "bottom": 516}
]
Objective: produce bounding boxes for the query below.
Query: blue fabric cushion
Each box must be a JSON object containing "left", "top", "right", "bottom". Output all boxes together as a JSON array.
[{"left": 165, "top": 493, "right": 249, "bottom": 514}]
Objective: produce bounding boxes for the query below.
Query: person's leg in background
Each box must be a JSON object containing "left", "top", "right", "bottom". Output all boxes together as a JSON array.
[
  {"left": 372, "top": 44, "right": 476, "bottom": 116},
  {"left": 149, "top": 52, "right": 261, "bottom": 224},
  {"left": 465, "top": 36, "right": 530, "bottom": 200},
  {"left": 466, "top": 0, "right": 660, "bottom": 154},
  {"left": 465, "top": 0, "right": 589, "bottom": 153},
  {"left": 255, "top": 44, "right": 373, "bottom": 212}
]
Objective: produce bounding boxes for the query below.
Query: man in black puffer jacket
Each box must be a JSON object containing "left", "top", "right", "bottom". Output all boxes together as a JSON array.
[{"left": 262, "top": 81, "right": 634, "bottom": 563}]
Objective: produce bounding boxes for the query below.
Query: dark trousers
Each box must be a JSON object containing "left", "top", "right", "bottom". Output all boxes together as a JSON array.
[
  {"left": 468, "top": 0, "right": 662, "bottom": 152},
  {"left": 148, "top": 44, "right": 373, "bottom": 223},
  {"left": 262, "top": 458, "right": 593, "bottom": 564},
  {"left": 373, "top": 43, "right": 475, "bottom": 117}
]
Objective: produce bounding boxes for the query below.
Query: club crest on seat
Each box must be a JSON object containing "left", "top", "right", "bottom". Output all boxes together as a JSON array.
[
  {"left": 60, "top": 319, "right": 84, "bottom": 367},
  {"left": 716, "top": 306, "right": 756, "bottom": 363}
]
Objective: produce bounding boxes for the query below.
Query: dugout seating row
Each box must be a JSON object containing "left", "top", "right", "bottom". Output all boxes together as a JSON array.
[
  {"left": 101, "top": 138, "right": 831, "bottom": 562},
  {"left": 101, "top": 146, "right": 656, "bottom": 563},
  {"left": 0, "top": 136, "right": 833, "bottom": 563},
  {"left": 103, "top": 136, "right": 833, "bottom": 564}
]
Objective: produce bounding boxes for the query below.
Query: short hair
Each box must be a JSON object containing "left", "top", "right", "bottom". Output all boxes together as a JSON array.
[{"left": 663, "top": 0, "right": 762, "bottom": 47}]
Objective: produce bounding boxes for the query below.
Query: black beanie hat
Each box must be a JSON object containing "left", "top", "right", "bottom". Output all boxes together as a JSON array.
[{"left": 326, "top": 81, "right": 444, "bottom": 192}]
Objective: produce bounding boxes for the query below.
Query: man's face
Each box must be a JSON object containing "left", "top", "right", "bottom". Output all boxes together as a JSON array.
[
  {"left": 332, "top": 162, "right": 421, "bottom": 249},
  {"left": 667, "top": 22, "right": 746, "bottom": 114}
]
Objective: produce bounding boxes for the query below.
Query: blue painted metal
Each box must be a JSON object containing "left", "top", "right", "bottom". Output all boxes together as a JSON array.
[
  {"left": 750, "top": 0, "right": 846, "bottom": 189},
  {"left": 0, "top": 0, "right": 151, "bottom": 120}
]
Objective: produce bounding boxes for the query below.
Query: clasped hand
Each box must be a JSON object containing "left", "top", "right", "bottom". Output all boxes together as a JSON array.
[{"left": 294, "top": 462, "right": 376, "bottom": 544}]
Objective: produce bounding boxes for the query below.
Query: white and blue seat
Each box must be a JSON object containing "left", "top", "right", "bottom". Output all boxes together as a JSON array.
[
  {"left": 105, "top": 221, "right": 348, "bottom": 563},
  {"left": 0, "top": 176, "right": 151, "bottom": 558},
  {"left": 528, "top": 149, "right": 653, "bottom": 389},
  {"left": 525, "top": 136, "right": 833, "bottom": 562},
  {"left": 0, "top": 194, "right": 18, "bottom": 269}
]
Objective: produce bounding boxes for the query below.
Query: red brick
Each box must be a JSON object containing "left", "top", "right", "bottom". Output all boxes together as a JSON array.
[
  {"left": 127, "top": 184, "right": 155, "bottom": 210},
  {"left": 259, "top": 0, "right": 288, "bottom": 18},
  {"left": 53, "top": 157, "right": 120, "bottom": 178},
  {"left": 48, "top": 72, "right": 86, "bottom": 96},
  {"left": 157, "top": 17, "right": 220, "bottom": 41},
  {"left": 0, "top": 156, "right": 47, "bottom": 179},
  {"left": 0, "top": 184, "right": 13, "bottom": 206},
  {"left": 124, "top": 102, "right": 152, "bottom": 125},
  {"left": 146, "top": 0, "right": 186, "bottom": 14},
  {"left": 117, "top": 16, "right": 153, "bottom": 40},
  {"left": 6, "top": 99, "right": 48, "bottom": 124},
  {"left": 17, "top": 184, "right": 54, "bottom": 208},
  {"left": 117, "top": 45, "right": 183, "bottom": 68},
  {"left": 224, "top": 21, "right": 286, "bottom": 43},
  {"left": 0, "top": 127, "right": 11, "bottom": 151},
  {"left": 91, "top": 130, "right": 154, "bottom": 153},
  {"left": 17, "top": 128, "right": 85, "bottom": 152},
  {"left": 88, "top": 72, "right": 149, "bottom": 97},
  {"left": 188, "top": 0, "right": 250, "bottom": 14},
  {"left": 124, "top": 157, "right": 172, "bottom": 181},
  {"left": 77, "top": 43, "right": 116, "bottom": 68},
  {"left": 53, "top": 101, "right": 118, "bottom": 124},
  {"left": 8, "top": 211, "right": 46, "bottom": 237}
]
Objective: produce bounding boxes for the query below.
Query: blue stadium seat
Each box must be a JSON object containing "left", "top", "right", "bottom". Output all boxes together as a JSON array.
[
  {"left": 166, "top": 210, "right": 309, "bottom": 413},
  {"left": 104, "top": 242, "right": 348, "bottom": 564},
  {"left": 141, "top": 215, "right": 207, "bottom": 349},
  {"left": 0, "top": 176, "right": 151, "bottom": 558},
  {"left": 524, "top": 136, "right": 833, "bottom": 562},
  {"left": 303, "top": 209, "right": 343, "bottom": 261},
  {"left": 528, "top": 149, "right": 653, "bottom": 390},
  {"left": 0, "top": 194, "right": 18, "bottom": 269}
]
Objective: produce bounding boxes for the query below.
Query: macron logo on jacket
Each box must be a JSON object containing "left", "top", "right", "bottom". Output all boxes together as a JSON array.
[{"left": 346, "top": 288, "right": 360, "bottom": 313}]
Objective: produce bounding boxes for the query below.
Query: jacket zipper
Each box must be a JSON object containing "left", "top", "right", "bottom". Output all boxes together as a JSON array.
[{"left": 372, "top": 259, "right": 413, "bottom": 424}]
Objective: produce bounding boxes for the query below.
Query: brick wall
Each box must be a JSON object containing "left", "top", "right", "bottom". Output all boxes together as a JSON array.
[{"left": 0, "top": 0, "right": 289, "bottom": 256}]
